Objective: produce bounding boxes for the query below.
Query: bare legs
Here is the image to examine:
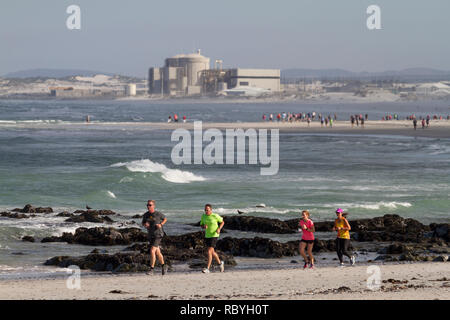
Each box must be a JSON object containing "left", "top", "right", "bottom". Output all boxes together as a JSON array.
[
  {"left": 207, "top": 247, "right": 221, "bottom": 269},
  {"left": 299, "top": 242, "right": 314, "bottom": 265},
  {"left": 150, "top": 246, "right": 164, "bottom": 268}
]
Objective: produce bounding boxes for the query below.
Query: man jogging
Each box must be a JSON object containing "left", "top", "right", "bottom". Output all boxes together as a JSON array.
[
  {"left": 200, "top": 204, "right": 225, "bottom": 273},
  {"left": 142, "top": 200, "right": 167, "bottom": 275}
]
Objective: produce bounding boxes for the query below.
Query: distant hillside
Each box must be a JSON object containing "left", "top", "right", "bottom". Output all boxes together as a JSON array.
[
  {"left": 281, "top": 68, "right": 450, "bottom": 81},
  {"left": 3, "top": 68, "right": 116, "bottom": 79}
]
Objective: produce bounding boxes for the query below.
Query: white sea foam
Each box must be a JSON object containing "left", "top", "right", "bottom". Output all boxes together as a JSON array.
[
  {"left": 119, "top": 177, "right": 134, "bottom": 183},
  {"left": 107, "top": 191, "right": 116, "bottom": 199},
  {"left": 214, "top": 206, "right": 291, "bottom": 215},
  {"left": 292, "top": 201, "right": 412, "bottom": 211},
  {"left": 110, "top": 159, "right": 206, "bottom": 184}
]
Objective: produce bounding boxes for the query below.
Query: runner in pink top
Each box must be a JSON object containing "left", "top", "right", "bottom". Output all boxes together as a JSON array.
[{"left": 298, "top": 210, "right": 315, "bottom": 269}]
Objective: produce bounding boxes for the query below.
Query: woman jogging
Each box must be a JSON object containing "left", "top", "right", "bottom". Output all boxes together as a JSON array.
[
  {"left": 333, "top": 208, "right": 355, "bottom": 266},
  {"left": 298, "top": 210, "right": 315, "bottom": 269}
]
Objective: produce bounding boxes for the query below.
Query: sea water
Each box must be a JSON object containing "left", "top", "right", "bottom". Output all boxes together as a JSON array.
[{"left": 0, "top": 99, "right": 449, "bottom": 277}]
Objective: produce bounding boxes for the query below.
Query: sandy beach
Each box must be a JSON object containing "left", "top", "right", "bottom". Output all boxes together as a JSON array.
[
  {"left": 0, "top": 262, "right": 448, "bottom": 300},
  {"left": 1, "top": 120, "right": 450, "bottom": 138}
]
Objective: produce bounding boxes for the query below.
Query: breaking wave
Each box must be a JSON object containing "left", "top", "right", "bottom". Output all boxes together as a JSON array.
[{"left": 110, "top": 159, "right": 206, "bottom": 184}]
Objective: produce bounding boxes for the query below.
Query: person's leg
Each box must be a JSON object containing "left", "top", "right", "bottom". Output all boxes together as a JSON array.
[
  {"left": 299, "top": 241, "right": 308, "bottom": 263},
  {"left": 342, "top": 239, "right": 353, "bottom": 260},
  {"left": 212, "top": 249, "right": 221, "bottom": 264},
  {"left": 150, "top": 246, "right": 157, "bottom": 268},
  {"left": 155, "top": 247, "right": 165, "bottom": 265},
  {"left": 206, "top": 247, "right": 214, "bottom": 269},
  {"left": 336, "top": 238, "right": 343, "bottom": 263},
  {"left": 307, "top": 243, "right": 314, "bottom": 265}
]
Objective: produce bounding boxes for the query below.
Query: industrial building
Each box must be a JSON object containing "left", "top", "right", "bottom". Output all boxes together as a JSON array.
[
  {"left": 149, "top": 50, "right": 210, "bottom": 96},
  {"left": 148, "top": 51, "right": 280, "bottom": 97}
]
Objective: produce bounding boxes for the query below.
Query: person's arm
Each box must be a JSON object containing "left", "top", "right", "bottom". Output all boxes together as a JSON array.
[
  {"left": 200, "top": 216, "right": 207, "bottom": 229},
  {"left": 156, "top": 218, "right": 167, "bottom": 229},
  {"left": 217, "top": 221, "right": 225, "bottom": 233},
  {"left": 142, "top": 214, "right": 149, "bottom": 227},
  {"left": 343, "top": 218, "right": 351, "bottom": 231},
  {"left": 308, "top": 222, "right": 315, "bottom": 233}
]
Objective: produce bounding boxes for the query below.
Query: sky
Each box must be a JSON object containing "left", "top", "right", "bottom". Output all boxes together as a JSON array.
[{"left": 1, "top": 0, "right": 449, "bottom": 77}]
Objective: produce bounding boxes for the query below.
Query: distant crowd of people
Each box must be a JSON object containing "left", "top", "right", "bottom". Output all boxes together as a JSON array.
[
  {"left": 167, "top": 114, "right": 187, "bottom": 123},
  {"left": 262, "top": 112, "right": 340, "bottom": 127}
]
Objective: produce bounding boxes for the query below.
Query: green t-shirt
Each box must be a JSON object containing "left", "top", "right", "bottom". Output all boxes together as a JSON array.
[{"left": 200, "top": 213, "right": 223, "bottom": 238}]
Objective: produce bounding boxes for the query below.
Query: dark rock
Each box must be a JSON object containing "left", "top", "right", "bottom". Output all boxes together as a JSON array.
[
  {"left": 378, "top": 243, "right": 413, "bottom": 254},
  {"left": 353, "top": 215, "right": 432, "bottom": 243},
  {"left": 0, "top": 212, "right": 34, "bottom": 219},
  {"left": 65, "top": 212, "right": 115, "bottom": 224},
  {"left": 73, "top": 209, "right": 116, "bottom": 215},
  {"left": 22, "top": 236, "right": 35, "bottom": 242},
  {"left": 56, "top": 211, "right": 74, "bottom": 217},
  {"left": 12, "top": 204, "right": 53, "bottom": 214},
  {"left": 222, "top": 216, "right": 295, "bottom": 234},
  {"left": 45, "top": 246, "right": 236, "bottom": 273},
  {"left": 430, "top": 224, "right": 450, "bottom": 241},
  {"left": 41, "top": 227, "right": 147, "bottom": 246},
  {"left": 132, "top": 214, "right": 142, "bottom": 219}
]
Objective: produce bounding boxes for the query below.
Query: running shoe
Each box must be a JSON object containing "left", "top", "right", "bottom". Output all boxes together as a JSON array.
[
  {"left": 202, "top": 268, "right": 210, "bottom": 274},
  {"left": 350, "top": 255, "right": 356, "bottom": 266},
  {"left": 146, "top": 267, "right": 154, "bottom": 275},
  {"left": 309, "top": 263, "right": 315, "bottom": 269},
  {"left": 219, "top": 261, "right": 225, "bottom": 272},
  {"left": 303, "top": 262, "right": 308, "bottom": 269},
  {"left": 162, "top": 265, "right": 167, "bottom": 275},
  {"left": 339, "top": 262, "right": 345, "bottom": 267}
]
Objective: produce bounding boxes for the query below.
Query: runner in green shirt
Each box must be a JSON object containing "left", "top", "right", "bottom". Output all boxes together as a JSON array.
[{"left": 200, "top": 204, "right": 225, "bottom": 273}]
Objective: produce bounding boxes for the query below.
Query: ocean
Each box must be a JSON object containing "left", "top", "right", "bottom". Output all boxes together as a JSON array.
[{"left": 0, "top": 99, "right": 449, "bottom": 278}]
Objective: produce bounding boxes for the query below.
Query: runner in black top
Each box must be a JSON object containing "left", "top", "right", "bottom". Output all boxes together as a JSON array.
[{"left": 142, "top": 200, "right": 167, "bottom": 275}]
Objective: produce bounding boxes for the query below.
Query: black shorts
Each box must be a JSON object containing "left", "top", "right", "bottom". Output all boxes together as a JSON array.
[
  {"left": 148, "top": 236, "right": 163, "bottom": 247},
  {"left": 204, "top": 237, "right": 218, "bottom": 248},
  {"left": 300, "top": 239, "right": 314, "bottom": 245}
]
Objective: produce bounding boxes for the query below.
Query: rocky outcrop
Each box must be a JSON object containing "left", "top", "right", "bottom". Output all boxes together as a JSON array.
[
  {"left": 12, "top": 204, "right": 53, "bottom": 214},
  {"left": 22, "top": 236, "right": 35, "bottom": 242},
  {"left": 0, "top": 211, "right": 35, "bottom": 219},
  {"left": 221, "top": 216, "right": 295, "bottom": 234},
  {"left": 430, "top": 223, "right": 450, "bottom": 241},
  {"left": 41, "top": 227, "right": 147, "bottom": 245},
  {"left": 73, "top": 209, "right": 116, "bottom": 216},
  {"left": 351, "top": 215, "right": 438, "bottom": 243},
  {"left": 65, "top": 211, "right": 115, "bottom": 224}
]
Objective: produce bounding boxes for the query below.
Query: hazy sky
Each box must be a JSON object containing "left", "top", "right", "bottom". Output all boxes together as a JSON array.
[{"left": 1, "top": 0, "right": 449, "bottom": 77}]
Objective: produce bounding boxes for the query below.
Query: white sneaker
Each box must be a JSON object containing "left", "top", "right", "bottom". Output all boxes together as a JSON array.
[
  {"left": 219, "top": 261, "right": 225, "bottom": 272},
  {"left": 350, "top": 255, "right": 356, "bottom": 266},
  {"left": 202, "top": 268, "right": 210, "bottom": 273},
  {"left": 339, "top": 262, "right": 345, "bottom": 267}
]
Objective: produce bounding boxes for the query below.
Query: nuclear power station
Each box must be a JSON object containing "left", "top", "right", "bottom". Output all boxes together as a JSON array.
[{"left": 148, "top": 50, "right": 280, "bottom": 97}]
